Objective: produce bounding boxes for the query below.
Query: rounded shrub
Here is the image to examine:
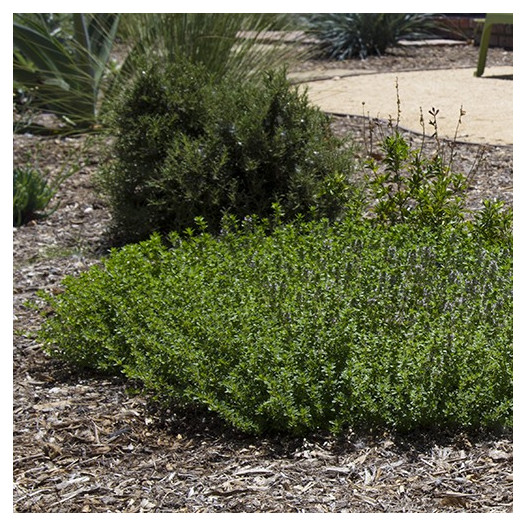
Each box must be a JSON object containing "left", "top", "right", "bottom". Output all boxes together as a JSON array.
[{"left": 99, "top": 58, "right": 358, "bottom": 243}]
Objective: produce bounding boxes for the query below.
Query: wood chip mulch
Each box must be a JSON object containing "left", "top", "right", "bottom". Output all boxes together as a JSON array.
[{"left": 13, "top": 43, "right": 512, "bottom": 513}]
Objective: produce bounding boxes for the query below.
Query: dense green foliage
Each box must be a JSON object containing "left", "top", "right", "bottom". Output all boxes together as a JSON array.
[
  {"left": 38, "top": 213, "right": 512, "bottom": 436},
  {"left": 28, "top": 21, "right": 512, "bottom": 437},
  {"left": 99, "top": 59, "right": 357, "bottom": 243},
  {"left": 304, "top": 13, "right": 439, "bottom": 59}
]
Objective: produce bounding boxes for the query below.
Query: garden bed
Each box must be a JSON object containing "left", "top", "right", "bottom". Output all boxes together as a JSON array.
[{"left": 13, "top": 43, "right": 512, "bottom": 512}]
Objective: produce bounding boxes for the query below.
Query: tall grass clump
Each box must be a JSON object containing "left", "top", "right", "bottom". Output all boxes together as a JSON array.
[
  {"left": 98, "top": 57, "right": 358, "bottom": 243},
  {"left": 113, "top": 13, "right": 306, "bottom": 88},
  {"left": 14, "top": 13, "right": 307, "bottom": 134},
  {"left": 38, "top": 210, "right": 512, "bottom": 436}
]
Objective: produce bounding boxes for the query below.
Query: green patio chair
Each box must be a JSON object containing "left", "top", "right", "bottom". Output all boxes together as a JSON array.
[{"left": 475, "top": 13, "right": 513, "bottom": 77}]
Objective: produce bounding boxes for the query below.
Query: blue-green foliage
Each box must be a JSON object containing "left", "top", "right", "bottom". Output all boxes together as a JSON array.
[
  {"left": 38, "top": 214, "right": 512, "bottom": 435},
  {"left": 304, "top": 13, "right": 439, "bottom": 60}
]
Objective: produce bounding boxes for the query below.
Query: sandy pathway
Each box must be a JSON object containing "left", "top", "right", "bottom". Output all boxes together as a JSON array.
[{"left": 294, "top": 66, "right": 512, "bottom": 145}]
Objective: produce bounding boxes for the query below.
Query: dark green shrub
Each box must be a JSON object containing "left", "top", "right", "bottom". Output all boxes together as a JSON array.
[
  {"left": 98, "top": 58, "right": 358, "bottom": 243},
  {"left": 38, "top": 214, "right": 512, "bottom": 436},
  {"left": 304, "top": 13, "right": 439, "bottom": 60}
]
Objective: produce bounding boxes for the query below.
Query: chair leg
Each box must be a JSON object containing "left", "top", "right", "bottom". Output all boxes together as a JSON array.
[{"left": 476, "top": 22, "right": 493, "bottom": 77}]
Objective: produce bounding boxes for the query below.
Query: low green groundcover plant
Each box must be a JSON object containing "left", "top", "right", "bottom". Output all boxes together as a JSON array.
[
  {"left": 14, "top": 146, "right": 83, "bottom": 226},
  {"left": 13, "top": 165, "right": 58, "bottom": 226},
  {"left": 38, "top": 214, "right": 512, "bottom": 436}
]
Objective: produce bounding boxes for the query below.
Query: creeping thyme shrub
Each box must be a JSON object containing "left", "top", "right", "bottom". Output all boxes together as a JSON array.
[
  {"left": 39, "top": 67, "right": 513, "bottom": 436},
  {"left": 39, "top": 213, "right": 512, "bottom": 435},
  {"left": 99, "top": 58, "right": 357, "bottom": 243}
]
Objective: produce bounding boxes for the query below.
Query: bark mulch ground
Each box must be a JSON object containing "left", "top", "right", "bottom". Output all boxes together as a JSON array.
[{"left": 13, "top": 42, "right": 513, "bottom": 513}]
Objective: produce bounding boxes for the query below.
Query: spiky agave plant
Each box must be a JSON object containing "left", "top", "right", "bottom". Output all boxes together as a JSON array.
[
  {"left": 13, "top": 13, "right": 120, "bottom": 132},
  {"left": 304, "top": 13, "right": 439, "bottom": 60},
  {"left": 14, "top": 14, "right": 307, "bottom": 133}
]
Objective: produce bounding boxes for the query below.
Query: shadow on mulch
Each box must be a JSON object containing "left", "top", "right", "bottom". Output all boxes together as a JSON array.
[{"left": 40, "top": 350, "right": 511, "bottom": 460}]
